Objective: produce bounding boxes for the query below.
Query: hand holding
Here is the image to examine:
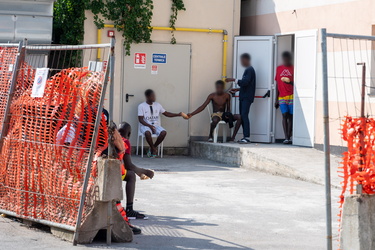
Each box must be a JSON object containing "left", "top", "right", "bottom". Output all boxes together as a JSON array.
[
  {"left": 274, "top": 100, "right": 280, "bottom": 109},
  {"left": 180, "top": 112, "right": 189, "bottom": 120},
  {"left": 229, "top": 88, "right": 238, "bottom": 95}
]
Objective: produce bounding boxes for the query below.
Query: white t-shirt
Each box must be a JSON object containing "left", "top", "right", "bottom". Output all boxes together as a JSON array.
[
  {"left": 138, "top": 102, "right": 166, "bottom": 126},
  {"left": 56, "top": 124, "right": 76, "bottom": 145}
]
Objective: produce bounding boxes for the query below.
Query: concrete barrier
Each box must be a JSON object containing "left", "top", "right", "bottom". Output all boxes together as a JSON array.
[
  {"left": 340, "top": 194, "right": 375, "bottom": 250},
  {"left": 51, "top": 158, "right": 133, "bottom": 244}
]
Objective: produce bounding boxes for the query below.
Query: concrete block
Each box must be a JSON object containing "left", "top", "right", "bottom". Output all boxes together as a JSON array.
[
  {"left": 340, "top": 194, "right": 375, "bottom": 250},
  {"left": 77, "top": 200, "right": 133, "bottom": 244},
  {"left": 96, "top": 158, "right": 123, "bottom": 201},
  {"left": 51, "top": 227, "right": 74, "bottom": 242}
]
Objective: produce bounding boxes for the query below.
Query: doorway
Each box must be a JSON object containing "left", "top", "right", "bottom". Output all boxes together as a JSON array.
[
  {"left": 274, "top": 34, "right": 295, "bottom": 142},
  {"left": 233, "top": 30, "right": 318, "bottom": 147},
  {"left": 121, "top": 43, "right": 191, "bottom": 148}
]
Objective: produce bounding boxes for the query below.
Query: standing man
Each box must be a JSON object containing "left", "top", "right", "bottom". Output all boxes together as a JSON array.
[
  {"left": 225, "top": 53, "right": 256, "bottom": 144},
  {"left": 274, "top": 51, "right": 294, "bottom": 144},
  {"left": 138, "top": 89, "right": 183, "bottom": 158}
]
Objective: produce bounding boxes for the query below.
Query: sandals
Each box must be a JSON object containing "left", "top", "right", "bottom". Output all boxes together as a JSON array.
[{"left": 147, "top": 150, "right": 157, "bottom": 158}]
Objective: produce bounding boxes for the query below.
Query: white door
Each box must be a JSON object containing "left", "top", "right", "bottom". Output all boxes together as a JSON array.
[
  {"left": 293, "top": 30, "right": 318, "bottom": 147},
  {"left": 233, "top": 36, "right": 274, "bottom": 143},
  {"left": 121, "top": 43, "right": 191, "bottom": 147}
]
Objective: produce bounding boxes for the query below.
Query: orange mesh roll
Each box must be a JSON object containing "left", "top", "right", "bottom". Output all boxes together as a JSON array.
[{"left": 0, "top": 65, "right": 107, "bottom": 227}]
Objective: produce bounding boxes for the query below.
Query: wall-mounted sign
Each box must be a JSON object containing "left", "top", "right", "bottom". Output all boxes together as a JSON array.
[
  {"left": 107, "top": 30, "right": 115, "bottom": 37},
  {"left": 151, "top": 65, "right": 158, "bottom": 75},
  {"left": 31, "top": 68, "right": 49, "bottom": 98},
  {"left": 152, "top": 53, "right": 167, "bottom": 64},
  {"left": 134, "top": 53, "right": 147, "bottom": 69}
]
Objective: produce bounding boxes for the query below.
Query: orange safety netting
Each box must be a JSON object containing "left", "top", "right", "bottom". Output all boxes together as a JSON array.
[
  {"left": 0, "top": 46, "right": 18, "bottom": 133},
  {"left": 340, "top": 116, "right": 375, "bottom": 208},
  {"left": 0, "top": 62, "right": 108, "bottom": 227}
]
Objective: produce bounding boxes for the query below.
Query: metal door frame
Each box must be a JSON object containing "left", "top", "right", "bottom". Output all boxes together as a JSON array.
[{"left": 232, "top": 36, "right": 275, "bottom": 143}]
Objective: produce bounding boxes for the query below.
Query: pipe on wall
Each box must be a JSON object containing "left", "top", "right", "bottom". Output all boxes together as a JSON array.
[{"left": 97, "top": 25, "right": 229, "bottom": 80}]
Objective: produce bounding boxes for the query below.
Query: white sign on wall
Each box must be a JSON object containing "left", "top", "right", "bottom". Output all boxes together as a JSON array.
[
  {"left": 31, "top": 68, "right": 49, "bottom": 98},
  {"left": 151, "top": 65, "right": 158, "bottom": 75},
  {"left": 134, "top": 52, "right": 147, "bottom": 69}
]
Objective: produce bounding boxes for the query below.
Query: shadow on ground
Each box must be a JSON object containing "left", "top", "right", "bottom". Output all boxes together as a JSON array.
[{"left": 88, "top": 215, "right": 253, "bottom": 250}]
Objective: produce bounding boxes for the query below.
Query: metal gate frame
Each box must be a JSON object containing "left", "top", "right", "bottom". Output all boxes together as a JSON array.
[
  {"left": 0, "top": 39, "right": 116, "bottom": 238},
  {"left": 321, "top": 28, "right": 375, "bottom": 250}
]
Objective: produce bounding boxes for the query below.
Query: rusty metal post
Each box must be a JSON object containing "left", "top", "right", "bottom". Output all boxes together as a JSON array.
[{"left": 357, "top": 62, "right": 366, "bottom": 195}]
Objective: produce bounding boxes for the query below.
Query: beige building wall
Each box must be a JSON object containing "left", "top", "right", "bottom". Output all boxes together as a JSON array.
[
  {"left": 241, "top": 0, "right": 375, "bottom": 36},
  {"left": 84, "top": 0, "right": 241, "bottom": 142}
]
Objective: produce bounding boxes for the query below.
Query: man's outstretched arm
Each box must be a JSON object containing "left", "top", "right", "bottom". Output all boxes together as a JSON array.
[
  {"left": 163, "top": 111, "right": 182, "bottom": 118},
  {"left": 188, "top": 94, "right": 213, "bottom": 118}
]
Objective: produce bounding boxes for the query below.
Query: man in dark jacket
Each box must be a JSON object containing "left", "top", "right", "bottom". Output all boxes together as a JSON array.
[{"left": 226, "top": 53, "right": 256, "bottom": 144}]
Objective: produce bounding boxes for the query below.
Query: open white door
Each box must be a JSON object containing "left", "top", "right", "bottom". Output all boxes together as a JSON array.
[
  {"left": 293, "top": 30, "right": 318, "bottom": 147},
  {"left": 233, "top": 36, "right": 274, "bottom": 143}
]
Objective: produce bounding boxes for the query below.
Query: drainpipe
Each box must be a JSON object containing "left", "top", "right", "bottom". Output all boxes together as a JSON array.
[{"left": 97, "top": 25, "right": 229, "bottom": 80}]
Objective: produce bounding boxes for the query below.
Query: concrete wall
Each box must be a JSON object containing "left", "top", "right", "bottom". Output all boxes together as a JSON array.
[
  {"left": 84, "top": 0, "right": 241, "bottom": 141},
  {"left": 241, "top": 0, "right": 375, "bottom": 36}
]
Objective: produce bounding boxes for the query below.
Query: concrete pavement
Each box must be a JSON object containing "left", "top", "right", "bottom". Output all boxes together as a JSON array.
[
  {"left": 0, "top": 156, "right": 340, "bottom": 250},
  {"left": 191, "top": 142, "right": 342, "bottom": 188}
]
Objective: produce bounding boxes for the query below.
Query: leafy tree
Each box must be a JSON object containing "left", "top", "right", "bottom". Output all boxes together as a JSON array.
[{"left": 53, "top": 0, "right": 186, "bottom": 55}]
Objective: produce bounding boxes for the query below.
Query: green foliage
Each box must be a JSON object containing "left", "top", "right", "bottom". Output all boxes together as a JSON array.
[
  {"left": 53, "top": 0, "right": 86, "bottom": 45},
  {"left": 53, "top": 0, "right": 186, "bottom": 55},
  {"left": 170, "top": 0, "right": 186, "bottom": 44},
  {"left": 85, "top": 0, "right": 154, "bottom": 55}
]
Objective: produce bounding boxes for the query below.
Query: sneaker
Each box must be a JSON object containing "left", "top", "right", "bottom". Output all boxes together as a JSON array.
[
  {"left": 115, "top": 202, "right": 142, "bottom": 234},
  {"left": 128, "top": 223, "right": 142, "bottom": 235},
  {"left": 238, "top": 138, "right": 251, "bottom": 144},
  {"left": 283, "top": 139, "right": 289, "bottom": 144},
  {"left": 126, "top": 209, "right": 149, "bottom": 220},
  {"left": 208, "top": 138, "right": 213, "bottom": 143}
]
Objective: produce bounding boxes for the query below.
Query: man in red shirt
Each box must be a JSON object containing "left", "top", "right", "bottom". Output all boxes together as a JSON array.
[{"left": 275, "top": 51, "right": 294, "bottom": 144}]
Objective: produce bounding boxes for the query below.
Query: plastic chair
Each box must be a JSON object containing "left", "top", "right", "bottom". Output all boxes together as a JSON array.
[
  {"left": 207, "top": 105, "right": 228, "bottom": 143},
  {"left": 136, "top": 124, "right": 164, "bottom": 158}
]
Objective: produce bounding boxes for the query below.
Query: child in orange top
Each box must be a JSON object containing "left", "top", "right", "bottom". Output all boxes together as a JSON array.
[{"left": 118, "top": 122, "right": 154, "bottom": 220}]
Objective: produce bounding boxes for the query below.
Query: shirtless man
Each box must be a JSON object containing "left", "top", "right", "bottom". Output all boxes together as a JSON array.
[{"left": 188, "top": 80, "right": 241, "bottom": 142}]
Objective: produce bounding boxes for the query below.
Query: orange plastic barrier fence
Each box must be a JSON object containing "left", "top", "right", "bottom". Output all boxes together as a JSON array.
[
  {"left": 340, "top": 116, "right": 375, "bottom": 208},
  {"left": 0, "top": 61, "right": 108, "bottom": 227}
]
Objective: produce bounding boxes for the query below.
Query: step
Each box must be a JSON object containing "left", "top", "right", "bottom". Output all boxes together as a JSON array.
[{"left": 190, "top": 141, "right": 341, "bottom": 188}]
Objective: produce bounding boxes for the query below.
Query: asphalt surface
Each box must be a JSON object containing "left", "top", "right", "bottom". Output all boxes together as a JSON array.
[{"left": 0, "top": 156, "right": 340, "bottom": 250}]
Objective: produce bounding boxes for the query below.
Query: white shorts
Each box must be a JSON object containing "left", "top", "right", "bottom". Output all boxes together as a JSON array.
[{"left": 140, "top": 125, "right": 166, "bottom": 136}]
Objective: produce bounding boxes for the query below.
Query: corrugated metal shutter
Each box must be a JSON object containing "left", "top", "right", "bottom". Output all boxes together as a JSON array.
[{"left": 0, "top": 0, "right": 54, "bottom": 44}]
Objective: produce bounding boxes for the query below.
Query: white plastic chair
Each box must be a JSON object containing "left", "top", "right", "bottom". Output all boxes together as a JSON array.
[
  {"left": 136, "top": 124, "right": 164, "bottom": 158},
  {"left": 207, "top": 105, "right": 228, "bottom": 143}
]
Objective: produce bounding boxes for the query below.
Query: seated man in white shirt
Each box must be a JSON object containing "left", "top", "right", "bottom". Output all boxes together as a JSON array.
[{"left": 138, "top": 89, "right": 183, "bottom": 158}]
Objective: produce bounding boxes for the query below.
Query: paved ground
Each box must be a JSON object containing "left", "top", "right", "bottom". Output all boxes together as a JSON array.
[
  {"left": 191, "top": 142, "right": 342, "bottom": 188},
  {"left": 0, "top": 156, "right": 340, "bottom": 250}
]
